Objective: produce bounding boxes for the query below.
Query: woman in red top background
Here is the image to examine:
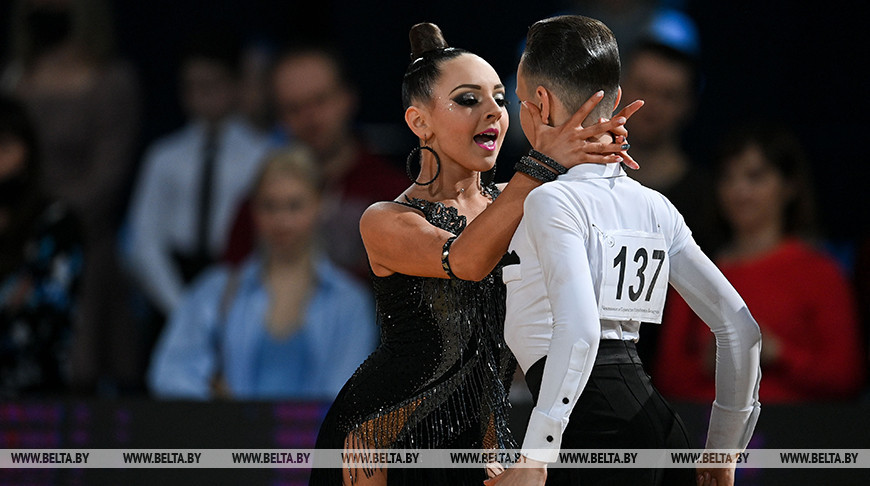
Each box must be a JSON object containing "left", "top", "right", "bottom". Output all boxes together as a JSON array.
[{"left": 654, "top": 122, "right": 864, "bottom": 403}]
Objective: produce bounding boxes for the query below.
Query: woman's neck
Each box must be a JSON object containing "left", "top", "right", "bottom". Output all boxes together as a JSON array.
[
  {"left": 266, "top": 244, "right": 314, "bottom": 272},
  {"left": 411, "top": 174, "right": 487, "bottom": 211},
  {"left": 262, "top": 246, "right": 316, "bottom": 339}
]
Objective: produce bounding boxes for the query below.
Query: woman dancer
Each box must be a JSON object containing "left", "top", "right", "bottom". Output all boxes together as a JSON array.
[{"left": 309, "top": 23, "right": 640, "bottom": 486}]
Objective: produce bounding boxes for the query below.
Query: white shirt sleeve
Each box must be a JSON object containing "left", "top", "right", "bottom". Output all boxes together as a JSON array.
[
  {"left": 668, "top": 239, "right": 762, "bottom": 451},
  {"left": 519, "top": 188, "right": 601, "bottom": 463}
]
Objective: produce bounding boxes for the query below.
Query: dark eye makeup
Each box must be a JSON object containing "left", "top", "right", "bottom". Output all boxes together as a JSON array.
[{"left": 451, "top": 92, "right": 509, "bottom": 107}]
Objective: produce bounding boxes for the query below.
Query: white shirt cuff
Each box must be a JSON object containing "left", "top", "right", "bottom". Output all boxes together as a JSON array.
[
  {"left": 705, "top": 401, "right": 761, "bottom": 451},
  {"left": 521, "top": 407, "right": 568, "bottom": 463}
]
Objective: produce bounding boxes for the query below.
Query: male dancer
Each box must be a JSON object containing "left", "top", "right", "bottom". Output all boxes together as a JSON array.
[{"left": 495, "top": 15, "right": 761, "bottom": 486}]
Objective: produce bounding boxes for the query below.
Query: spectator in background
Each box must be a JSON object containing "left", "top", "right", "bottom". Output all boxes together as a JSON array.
[
  {"left": 616, "top": 15, "right": 720, "bottom": 369},
  {"left": 500, "top": 5, "right": 701, "bottom": 164},
  {"left": 619, "top": 36, "right": 717, "bottom": 250},
  {"left": 1, "top": 0, "right": 142, "bottom": 392},
  {"left": 655, "top": 122, "right": 865, "bottom": 403},
  {"left": 148, "top": 146, "right": 377, "bottom": 400},
  {"left": 237, "top": 37, "right": 277, "bottom": 133},
  {"left": 0, "top": 95, "right": 84, "bottom": 398},
  {"left": 561, "top": 0, "right": 675, "bottom": 60},
  {"left": 223, "top": 44, "right": 407, "bottom": 281},
  {"left": 124, "top": 25, "right": 270, "bottom": 323},
  {"left": 854, "top": 237, "right": 870, "bottom": 397}
]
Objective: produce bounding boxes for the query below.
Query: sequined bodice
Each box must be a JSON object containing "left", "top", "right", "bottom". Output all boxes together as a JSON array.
[
  {"left": 364, "top": 183, "right": 515, "bottom": 448},
  {"left": 372, "top": 185, "right": 508, "bottom": 378},
  {"left": 372, "top": 262, "right": 508, "bottom": 380},
  {"left": 310, "top": 184, "right": 516, "bottom": 486}
]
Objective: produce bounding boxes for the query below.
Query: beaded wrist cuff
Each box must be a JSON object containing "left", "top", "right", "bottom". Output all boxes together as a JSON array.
[
  {"left": 441, "top": 236, "right": 459, "bottom": 279},
  {"left": 528, "top": 149, "right": 568, "bottom": 175},
  {"left": 515, "top": 156, "right": 557, "bottom": 183}
]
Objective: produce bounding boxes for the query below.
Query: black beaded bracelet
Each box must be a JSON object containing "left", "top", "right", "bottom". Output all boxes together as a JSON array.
[
  {"left": 441, "top": 236, "right": 459, "bottom": 279},
  {"left": 515, "top": 156, "right": 557, "bottom": 183},
  {"left": 528, "top": 149, "right": 568, "bottom": 175}
]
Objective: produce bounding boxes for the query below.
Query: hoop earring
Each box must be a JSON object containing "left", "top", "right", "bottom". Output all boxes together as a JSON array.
[{"left": 406, "top": 145, "right": 441, "bottom": 186}]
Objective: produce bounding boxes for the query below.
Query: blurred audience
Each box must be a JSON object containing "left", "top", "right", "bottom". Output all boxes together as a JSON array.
[
  {"left": 856, "top": 237, "right": 870, "bottom": 396},
  {"left": 124, "top": 25, "right": 270, "bottom": 323},
  {"left": 620, "top": 36, "right": 716, "bottom": 252},
  {"left": 0, "top": 95, "right": 84, "bottom": 398},
  {"left": 618, "top": 14, "right": 719, "bottom": 368},
  {"left": 148, "top": 146, "right": 378, "bottom": 400},
  {"left": 237, "top": 38, "right": 277, "bottom": 133},
  {"left": 563, "top": 1, "right": 699, "bottom": 60},
  {"left": 655, "top": 122, "right": 865, "bottom": 403},
  {"left": 501, "top": 4, "right": 701, "bottom": 162},
  {"left": 1, "top": 0, "right": 142, "bottom": 392},
  {"left": 222, "top": 43, "right": 407, "bottom": 281}
]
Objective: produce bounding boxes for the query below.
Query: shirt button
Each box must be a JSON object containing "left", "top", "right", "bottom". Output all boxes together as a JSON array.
[
  {"left": 546, "top": 436, "right": 553, "bottom": 442},
  {"left": 562, "top": 397, "right": 569, "bottom": 404}
]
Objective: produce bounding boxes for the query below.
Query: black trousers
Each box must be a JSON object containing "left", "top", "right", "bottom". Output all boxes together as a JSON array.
[{"left": 525, "top": 340, "right": 695, "bottom": 486}]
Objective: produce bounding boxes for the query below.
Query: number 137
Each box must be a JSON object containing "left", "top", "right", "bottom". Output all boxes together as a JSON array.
[{"left": 613, "top": 246, "right": 665, "bottom": 302}]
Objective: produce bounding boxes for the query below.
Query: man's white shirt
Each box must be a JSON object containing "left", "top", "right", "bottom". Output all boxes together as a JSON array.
[{"left": 504, "top": 163, "right": 761, "bottom": 463}]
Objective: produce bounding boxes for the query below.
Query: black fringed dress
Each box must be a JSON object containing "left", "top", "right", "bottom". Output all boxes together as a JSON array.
[{"left": 309, "top": 188, "right": 517, "bottom": 485}]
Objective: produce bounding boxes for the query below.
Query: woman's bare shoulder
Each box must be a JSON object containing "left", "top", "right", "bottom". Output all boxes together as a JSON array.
[{"left": 361, "top": 199, "right": 424, "bottom": 234}]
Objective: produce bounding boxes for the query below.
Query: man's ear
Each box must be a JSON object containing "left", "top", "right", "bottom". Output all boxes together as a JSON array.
[
  {"left": 404, "top": 106, "right": 430, "bottom": 141},
  {"left": 535, "top": 86, "right": 552, "bottom": 124},
  {"left": 613, "top": 86, "right": 623, "bottom": 113}
]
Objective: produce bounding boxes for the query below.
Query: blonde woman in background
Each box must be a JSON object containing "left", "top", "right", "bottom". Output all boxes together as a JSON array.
[{"left": 148, "top": 146, "right": 378, "bottom": 400}]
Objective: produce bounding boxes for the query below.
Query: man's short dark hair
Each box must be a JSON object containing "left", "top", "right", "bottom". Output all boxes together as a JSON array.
[{"left": 521, "top": 15, "right": 620, "bottom": 116}]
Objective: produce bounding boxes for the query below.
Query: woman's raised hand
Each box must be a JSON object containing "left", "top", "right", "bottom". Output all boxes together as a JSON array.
[{"left": 523, "top": 92, "right": 644, "bottom": 170}]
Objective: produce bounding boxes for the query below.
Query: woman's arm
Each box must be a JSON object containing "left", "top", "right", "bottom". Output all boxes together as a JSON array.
[{"left": 362, "top": 95, "right": 642, "bottom": 281}]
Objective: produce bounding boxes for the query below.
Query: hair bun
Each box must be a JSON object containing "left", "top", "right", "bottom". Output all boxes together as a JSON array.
[{"left": 409, "top": 22, "right": 449, "bottom": 60}]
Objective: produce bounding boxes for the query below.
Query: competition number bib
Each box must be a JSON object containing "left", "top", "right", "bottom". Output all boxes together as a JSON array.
[{"left": 598, "top": 230, "right": 669, "bottom": 323}]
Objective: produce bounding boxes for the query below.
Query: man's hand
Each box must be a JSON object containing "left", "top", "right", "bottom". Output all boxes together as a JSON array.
[
  {"left": 483, "top": 456, "right": 547, "bottom": 486},
  {"left": 697, "top": 463, "right": 736, "bottom": 486},
  {"left": 485, "top": 461, "right": 505, "bottom": 478},
  {"left": 523, "top": 92, "right": 644, "bottom": 170}
]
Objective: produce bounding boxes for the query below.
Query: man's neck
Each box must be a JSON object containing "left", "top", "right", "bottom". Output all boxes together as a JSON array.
[{"left": 570, "top": 113, "right": 615, "bottom": 146}]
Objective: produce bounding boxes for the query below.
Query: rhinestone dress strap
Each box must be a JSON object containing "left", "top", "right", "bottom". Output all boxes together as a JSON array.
[{"left": 396, "top": 182, "right": 502, "bottom": 235}]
